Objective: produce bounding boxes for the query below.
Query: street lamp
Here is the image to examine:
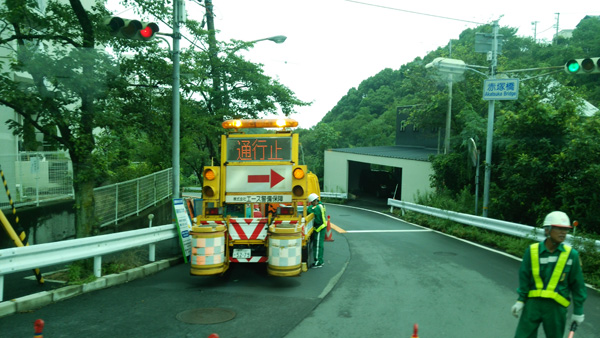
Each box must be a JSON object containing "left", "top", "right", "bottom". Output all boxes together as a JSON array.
[
  {"left": 250, "top": 35, "right": 287, "bottom": 44},
  {"left": 425, "top": 22, "right": 500, "bottom": 217},
  {"left": 425, "top": 57, "right": 466, "bottom": 154},
  {"left": 425, "top": 57, "right": 466, "bottom": 75}
]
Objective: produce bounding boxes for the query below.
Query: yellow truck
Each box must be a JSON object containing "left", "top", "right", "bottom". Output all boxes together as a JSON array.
[{"left": 190, "top": 118, "right": 320, "bottom": 277}]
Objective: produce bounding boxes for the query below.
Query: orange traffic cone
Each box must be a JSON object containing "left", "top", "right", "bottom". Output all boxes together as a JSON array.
[
  {"left": 325, "top": 215, "right": 334, "bottom": 242},
  {"left": 34, "top": 319, "right": 44, "bottom": 338},
  {"left": 411, "top": 323, "right": 419, "bottom": 338}
]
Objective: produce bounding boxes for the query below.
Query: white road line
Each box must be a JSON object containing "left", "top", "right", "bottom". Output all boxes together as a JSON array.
[{"left": 344, "top": 229, "right": 432, "bottom": 233}]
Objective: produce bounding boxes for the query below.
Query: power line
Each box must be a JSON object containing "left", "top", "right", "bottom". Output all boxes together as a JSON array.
[
  {"left": 344, "top": 0, "right": 485, "bottom": 25},
  {"left": 539, "top": 25, "right": 555, "bottom": 34}
]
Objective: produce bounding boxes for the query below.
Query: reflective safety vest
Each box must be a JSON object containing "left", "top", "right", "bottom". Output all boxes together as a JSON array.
[
  {"left": 314, "top": 204, "right": 327, "bottom": 232},
  {"left": 528, "top": 242, "right": 572, "bottom": 307}
]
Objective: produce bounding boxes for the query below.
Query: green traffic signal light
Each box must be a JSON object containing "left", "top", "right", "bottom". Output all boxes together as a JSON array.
[
  {"left": 566, "top": 60, "right": 580, "bottom": 73},
  {"left": 564, "top": 57, "right": 600, "bottom": 74}
]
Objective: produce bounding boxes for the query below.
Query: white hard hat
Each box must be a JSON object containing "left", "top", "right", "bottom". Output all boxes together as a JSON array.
[
  {"left": 307, "top": 193, "right": 319, "bottom": 203},
  {"left": 543, "top": 211, "right": 572, "bottom": 228}
]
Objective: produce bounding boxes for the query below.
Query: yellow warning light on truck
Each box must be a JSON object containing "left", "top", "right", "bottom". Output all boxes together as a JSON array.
[
  {"left": 202, "top": 167, "right": 220, "bottom": 200},
  {"left": 222, "top": 118, "right": 298, "bottom": 130},
  {"left": 292, "top": 165, "right": 307, "bottom": 200}
]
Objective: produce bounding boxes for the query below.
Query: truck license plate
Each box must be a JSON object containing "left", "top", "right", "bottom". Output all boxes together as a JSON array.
[{"left": 232, "top": 249, "right": 251, "bottom": 259}]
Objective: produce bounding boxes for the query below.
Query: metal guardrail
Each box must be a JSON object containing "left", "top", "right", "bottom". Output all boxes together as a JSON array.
[
  {"left": 321, "top": 192, "right": 348, "bottom": 199},
  {"left": 388, "top": 199, "right": 600, "bottom": 251},
  {"left": 0, "top": 224, "right": 178, "bottom": 302}
]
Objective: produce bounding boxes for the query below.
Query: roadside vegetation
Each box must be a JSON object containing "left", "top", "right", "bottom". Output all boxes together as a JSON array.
[{"left": 45, "top": 248, "right": 146, "bottom": 284}]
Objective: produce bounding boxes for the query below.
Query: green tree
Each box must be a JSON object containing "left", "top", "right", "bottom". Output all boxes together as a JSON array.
[
  {"left": 0, "top": 0, "right": 116, "bottom": 237},
  {"left": 0, "top": 0, "right": 309, "bottom": 238},
  {"left": 556, "top": 113, "right": 600, "bottom": 234},
  {"left": 491, "top": 84, "right": 579, "bottom": 224},
  {"left": 299, "top": 123, "right": 342, "bottom": 182}
]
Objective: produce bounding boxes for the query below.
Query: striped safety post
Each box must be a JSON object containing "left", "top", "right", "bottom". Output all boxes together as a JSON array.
[
  {"left": 411, "top": 323, "right": 419, "bottom": 338},
  {"left": 325, "top": 215, "right": 334, "bottom": 242},
  {"left": 0, "top": 166, "right": 44, "bottom": 283},
  {"left": 34, "top": 319, "right": 44, "bottom": 338}
]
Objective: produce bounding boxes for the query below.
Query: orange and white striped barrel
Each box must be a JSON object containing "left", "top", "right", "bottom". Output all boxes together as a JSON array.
[
  {"left": 267, "top": 226, "right": 302, "bottom": 277},
  {"left": 190, "top": 224, "right": 227, "bottom": 276}
]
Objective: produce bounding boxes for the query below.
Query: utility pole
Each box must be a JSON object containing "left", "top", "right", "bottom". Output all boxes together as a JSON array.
[
  {"left": 554, "top": 13, "right": 560, "bottom": 43},
  {"left": 205, "top": 0, "right": 222, "bottom": 111},
  {"left": 531, "top": 21, "right": 538, "bottom": 41},
  {"left": 172, "top": 0, "right": 182, "bottom": 198},
  {"left": 444, "top": 40, "right": 453, "bottom": 154},
  {"left": 482, "top": 20, "right": 499, "bottom": 218}
]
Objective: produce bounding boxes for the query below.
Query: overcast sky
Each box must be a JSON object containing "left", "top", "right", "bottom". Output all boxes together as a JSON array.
[{"left": 112, "top": 0, "right": 595, "bottom": 128}]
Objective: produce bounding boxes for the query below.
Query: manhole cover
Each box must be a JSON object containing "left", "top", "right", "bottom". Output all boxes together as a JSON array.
[
  {"left": 434, "top": 251, "right": 457, "bottom": 256},
  {"left": 176, "top": 308, "right": 236, "bottom": 324}
]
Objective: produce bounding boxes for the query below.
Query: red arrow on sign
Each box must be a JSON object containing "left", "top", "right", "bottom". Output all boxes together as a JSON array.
[{"left": 248, "top": 169, "right": 284, "bottom": 188}]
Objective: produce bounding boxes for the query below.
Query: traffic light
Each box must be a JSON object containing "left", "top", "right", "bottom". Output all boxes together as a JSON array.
[
  {"left": 291, "top": 165, "right": 307, "bottom": 201},
  {"left": 564, "top": 57, "right": 600, "bottom": 74},
  {"left": 202, "top": 167, "right": 220, "bottom": 201},
  {"left": 104, "top": 17, "right": 159, "bottom": 41}
]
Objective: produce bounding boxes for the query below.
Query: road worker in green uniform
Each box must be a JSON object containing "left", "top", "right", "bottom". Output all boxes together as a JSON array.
[
  {"left": 512, "top": 211, "right": 587, "bottom": 338},
  {"left": 307, "top": 193, "right": 326, "bottom": 268}
]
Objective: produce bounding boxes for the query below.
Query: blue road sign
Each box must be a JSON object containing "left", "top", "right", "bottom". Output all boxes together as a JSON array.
[{"left": 483, "top": 78, "right": 519, "bottom": 101}]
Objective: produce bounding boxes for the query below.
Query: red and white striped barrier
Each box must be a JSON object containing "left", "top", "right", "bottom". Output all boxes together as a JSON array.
[{"left": 228, "top": 218, "right": 268, "bottom": 240}]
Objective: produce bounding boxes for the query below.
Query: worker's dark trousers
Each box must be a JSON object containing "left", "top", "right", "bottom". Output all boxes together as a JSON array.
[
  {"left": 312, "top": 228, "right": 324, "bottom": 265},
  {"left": 514, "top": 298, "right": 567, "bottom": 338}
]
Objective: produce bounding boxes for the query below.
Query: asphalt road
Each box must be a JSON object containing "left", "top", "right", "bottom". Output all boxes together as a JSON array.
[
  {"left": 286, "top": 203, "right": 599, "bottom": 338},
  {"left": 0, "top": 213, "right": 351, "bottom": 337},
  {"left": 2, "top": 202, "right": 599, "bottom": 338}
]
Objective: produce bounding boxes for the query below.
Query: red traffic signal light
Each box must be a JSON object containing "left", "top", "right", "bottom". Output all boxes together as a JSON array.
[{"left": 104, "top": 17, "right": 159, "bottom": 41}]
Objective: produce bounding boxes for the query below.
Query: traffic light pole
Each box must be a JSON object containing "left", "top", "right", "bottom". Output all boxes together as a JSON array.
[
  {"left": 482, "top": 20, "right": 499, "bottom": 218},
  {"left": 172, "top": 0, "right": 182, "bottom": 198}
]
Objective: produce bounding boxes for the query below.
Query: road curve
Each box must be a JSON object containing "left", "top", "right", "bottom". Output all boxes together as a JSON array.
[
  {"left": 286, "top": 204, "right": 600, "bottom": 338},
  {"left": 1, "top": 203, "right": 599, "bottom": 338}
]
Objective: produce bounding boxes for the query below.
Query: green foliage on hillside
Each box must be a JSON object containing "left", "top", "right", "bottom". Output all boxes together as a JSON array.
[{"left": 301, "top": 16, "right": 600, "bottom": 234}]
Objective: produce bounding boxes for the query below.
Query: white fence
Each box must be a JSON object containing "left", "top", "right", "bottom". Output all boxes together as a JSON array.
[
  {"left": 388, "top": 199, "right": 600, "bottom": 251},
  {"left": 0, "top": 152, "right": 172, "bottom": 228},
  {"left": 0, "top": 224, "right": 178, "bottom": 302},
  {"left": 95, "top": 168, "right": 173, "bottom": 228},
  {"left": 0, "top": 152, "right": 74, "bottom": 208}
]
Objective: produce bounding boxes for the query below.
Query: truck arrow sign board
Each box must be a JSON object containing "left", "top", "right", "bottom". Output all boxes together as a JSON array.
[
  {"left": 226, "top": 165, "right": 292, "bottom": 193},
  {"left": 247, "top": 169, "right": 285, "bottom": 188}
]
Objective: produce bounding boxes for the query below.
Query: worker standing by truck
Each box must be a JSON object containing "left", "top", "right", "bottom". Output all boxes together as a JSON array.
[
  {"left": 511, "top": 211, "right": 587, "bottom": 338},
  {"left": 307, "top": 193, "right": 326, "bottom": 268}
]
